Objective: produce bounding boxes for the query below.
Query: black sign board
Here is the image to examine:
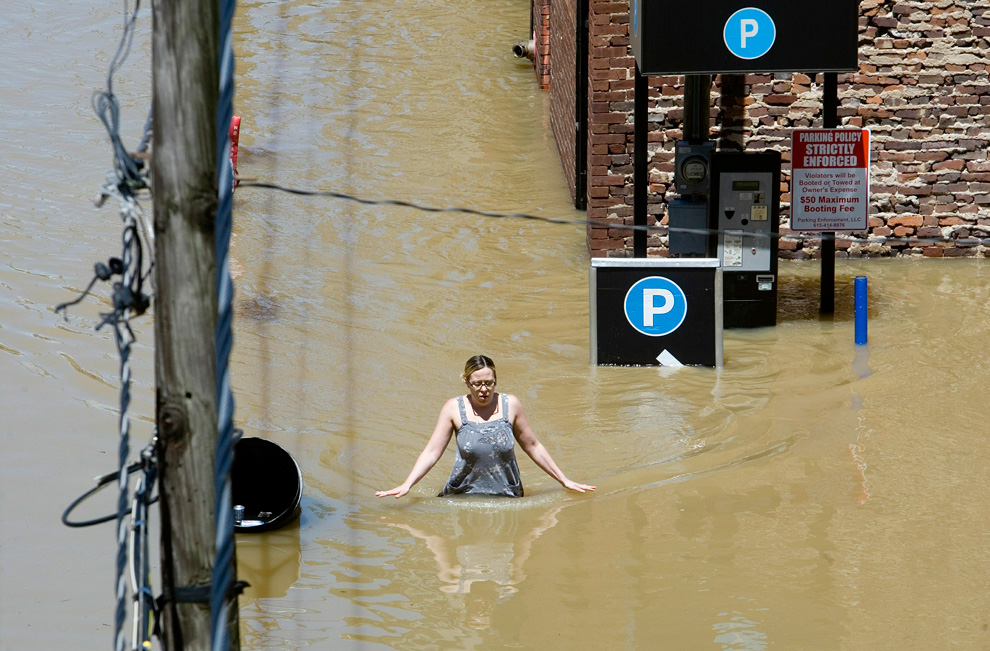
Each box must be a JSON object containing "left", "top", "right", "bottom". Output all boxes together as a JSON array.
[
  {"left": 630, "top": 0, "right": 859, "bottom": 75},
  {"left": 591, "top": 259, "right": 722, "bottom": 367}
]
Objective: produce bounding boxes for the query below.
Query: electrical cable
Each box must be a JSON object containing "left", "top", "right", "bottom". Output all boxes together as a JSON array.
[
  {"left": 92, "top": 0, "right": 150, "bottom": 194},
  {"left": 236, "top": 180, "right": 990, "bottom": 248},
  {"left": 61, "top": 458, "right": 159, "bottom": 528},
  {"left": 60, "top": 6, "right": 157, "bottom": 647},
  {"left": 211, "top": 0, "right": 239, "bottom": 648}
]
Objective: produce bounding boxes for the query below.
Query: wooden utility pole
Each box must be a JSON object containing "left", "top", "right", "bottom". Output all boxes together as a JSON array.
[{"left": 151, "top": 0, "right": 239, "bottom": 648}]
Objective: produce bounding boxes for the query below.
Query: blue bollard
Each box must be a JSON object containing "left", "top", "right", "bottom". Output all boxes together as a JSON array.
[{"left": 854, "top": 276, "right": 868, "bottom": 345}]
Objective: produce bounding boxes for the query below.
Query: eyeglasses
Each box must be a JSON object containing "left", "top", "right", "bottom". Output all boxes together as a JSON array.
[{"left": 468, "top": 380, "right": 495, "bottom": 389}]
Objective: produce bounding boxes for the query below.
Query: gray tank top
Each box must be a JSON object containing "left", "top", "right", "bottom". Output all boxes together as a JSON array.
[{"left": 439, "top": 393, "right": 523, "bottom": 497}]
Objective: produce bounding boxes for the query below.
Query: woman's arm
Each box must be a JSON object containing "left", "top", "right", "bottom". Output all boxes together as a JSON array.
[
  {"left": 508, "top": 395, "right": 596, "bottom": 493},
  {"left": 376, "top": 398, "right": 459, "bottom": 498}
]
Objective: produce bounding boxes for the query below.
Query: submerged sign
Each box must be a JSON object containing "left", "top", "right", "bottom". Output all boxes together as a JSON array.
[
  {"left": 630, "top": 0, "right": 859, "bottom": 75},
  {"left": 791, "top": 128, "right": 870, "bottom": 231},
  {"left": 591, "top": 259, "right": 722, "bottom": 367}
]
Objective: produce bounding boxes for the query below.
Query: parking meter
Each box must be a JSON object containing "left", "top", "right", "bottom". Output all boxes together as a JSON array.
[{"left": 709, "top": 151, "right": 781, "bottom": 328}]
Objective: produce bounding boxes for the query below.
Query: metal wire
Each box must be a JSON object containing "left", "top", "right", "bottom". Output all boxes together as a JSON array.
[
  {"left": 91, "top": 0, "right": 149, "bottom": 194},
  {"left": 61, "top": 10, "right": 157, "bottom": 638},
  {"left": 236, "top": 180, "right": 990, "bottom": 249},
  {"left": 211, "top": 0, "right": 239, "bottom": 646},
  {"left": 60, "top": 444, "right": 159, "bottom": 651},
  {"left": 128, "top": 441, "right": 158, "bottom": 651},
  {"left": 112, "top": 314, "right": 134, "bottom": 651}
]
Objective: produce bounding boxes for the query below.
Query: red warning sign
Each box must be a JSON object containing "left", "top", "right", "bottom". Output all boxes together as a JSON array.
[{"left": 791, "top": 128, "right": 870, "bottom": 231}]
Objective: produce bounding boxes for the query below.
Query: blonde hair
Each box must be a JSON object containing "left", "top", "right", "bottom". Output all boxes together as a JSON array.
[{"left": 461, "top": 355, "right": 496, "bottom": 382}]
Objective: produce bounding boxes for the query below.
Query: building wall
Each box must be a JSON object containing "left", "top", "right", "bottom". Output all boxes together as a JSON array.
[
  {"left": 586, "top": 0, "right": 642, "bottom": 256},
  {"left": 550, "top": 0, "right": 579, "bottom": 203},
  {"left": 534, "top": 0, "right": 551, "bottom": 90},
  {"left": 548, "top": 0, "right": 990, "bottom": 258}
]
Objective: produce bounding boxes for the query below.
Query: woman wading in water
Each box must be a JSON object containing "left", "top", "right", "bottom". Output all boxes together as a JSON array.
[{"left": 376, "top": 355, "right": 595, "bottom": 498}]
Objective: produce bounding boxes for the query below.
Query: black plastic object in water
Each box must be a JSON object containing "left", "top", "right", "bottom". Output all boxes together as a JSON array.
[{"left": 232, "top": 437, "right": 302, "bottom": 533}]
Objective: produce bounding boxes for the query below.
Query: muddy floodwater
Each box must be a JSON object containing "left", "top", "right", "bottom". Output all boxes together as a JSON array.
[{"left": 3, "top": 1, "right": 990, "bottom": 649}]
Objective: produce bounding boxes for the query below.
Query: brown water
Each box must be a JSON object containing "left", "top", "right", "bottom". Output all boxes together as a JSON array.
[{"left": 3, "top": 1, "right": 990, "bottom": 649}]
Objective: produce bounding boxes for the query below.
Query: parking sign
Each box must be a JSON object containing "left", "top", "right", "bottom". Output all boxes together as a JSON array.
[
  {"left": 591, "top": 259, "right": 723, "bottom": 367},
  {"left": 791, "top": 128, "right": 871, "bottom": 231}
]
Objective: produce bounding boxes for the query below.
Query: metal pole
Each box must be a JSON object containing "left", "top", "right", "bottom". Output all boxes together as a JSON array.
[
  {"left": 821, "top": 72, "right": 838, "bottom": 315},
  {"left": 634, "top": 63, "right": 648, "bottom": 257}
]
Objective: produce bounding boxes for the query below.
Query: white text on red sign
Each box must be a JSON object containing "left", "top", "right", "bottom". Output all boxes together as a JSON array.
[{"left": 791, "top": 128, "right": 870, "bottom": 232}]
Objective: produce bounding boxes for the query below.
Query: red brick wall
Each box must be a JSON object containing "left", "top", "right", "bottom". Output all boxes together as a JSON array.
[
  {"left": 550, "top": 0, "right": 990, "bottom": 258},
  {"left": 550, "top": 0, "right": 579, "bottom": 202},
  {"left": 586, "top": 0, "right": 640, "bottom": 256},
  {"left": 534, "top": 0, "right": 550, "bottom": 90}
]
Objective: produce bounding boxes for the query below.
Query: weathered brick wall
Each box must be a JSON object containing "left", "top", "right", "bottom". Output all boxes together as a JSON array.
[
  {"left": 568, "top": 0, "right": 990, "bottom": 258},
  {"left": 550, "top": 0, "right": 579, "bottom": 201},
  {"left": 586, "top": 0, "right": 639, "bottom": 256},
  {"left": 831, "top": 0, "right": 990, "bottom": 258},
  {"left": 534, "top": 0, "right": 551, "bottom": 90}
]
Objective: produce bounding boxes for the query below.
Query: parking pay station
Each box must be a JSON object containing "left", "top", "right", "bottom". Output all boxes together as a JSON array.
[
  {"left": 591, "top": 259, "right": 722, "bottom": 367},
  {"left": 711, "top": 151, "right": 781, "bottom": 328},
  {"left": 606, "top": 0, "right": 860, "bottom": 362}
]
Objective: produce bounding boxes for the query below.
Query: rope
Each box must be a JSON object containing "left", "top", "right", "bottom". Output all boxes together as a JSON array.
[
  {"left": 236, "top": 180, "right": 990, "bottom": 248},
  {"left": 211, "top": 0, "right": 239, "bottom": 646}
]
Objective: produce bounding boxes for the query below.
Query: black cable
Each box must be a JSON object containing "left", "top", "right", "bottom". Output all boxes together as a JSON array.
[
  {"left": 54, "top": 274, "right": 102, "bottom": 317},
  {"left": 54, "top": 257, "right": 126, "bottom": 317},
  {"left": 238, "top": 180, "right": 613, "bottom": 228},
  {"left": 92, "top": 0, "right": 149, "bottom": 193},
  {"left": 237, "top": 180, "right": 990, "bottom": 247},
  {"left": 61, "top": 461, "right": 158, "bottom": 528}
]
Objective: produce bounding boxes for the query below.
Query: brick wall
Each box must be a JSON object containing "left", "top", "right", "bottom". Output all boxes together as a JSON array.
[
  {"left": 551, "top": 0, "right": 990, "bottom": 258},
  {"left": 550, "top": 0, "right": 579, "bottom": 202},
  {"left": 586, "top": 0, "right": 640, "bottom": 256},
  {"left": 534, "top": 0, "right": 551, "bottom": 90}
]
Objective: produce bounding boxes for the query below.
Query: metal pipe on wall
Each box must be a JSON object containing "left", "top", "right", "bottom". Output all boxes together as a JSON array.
[
  {"left": 634, "top": 64, "right": 648, "bottom": 257},
  {"left": 683, "top": 75, "right": 712, "bottom": 144}
]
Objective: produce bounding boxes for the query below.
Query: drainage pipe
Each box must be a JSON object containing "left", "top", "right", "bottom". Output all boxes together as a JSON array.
[
  {"left": 512, "top": 39, "right": 535, "bottom": 60},
  {"left": 683, "top": 75, "right": 713, "bottom": 144}
]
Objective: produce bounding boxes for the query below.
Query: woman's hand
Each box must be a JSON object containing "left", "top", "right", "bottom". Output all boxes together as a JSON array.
[
  {"left": 561, "top": 478, "right": 596, "bottom": 493},
  {"left": 376, "top": 485, "right": 411, "bottom": 498},
  {"left": 375, "top": 399, "right": 459, "bottom": 500}
]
